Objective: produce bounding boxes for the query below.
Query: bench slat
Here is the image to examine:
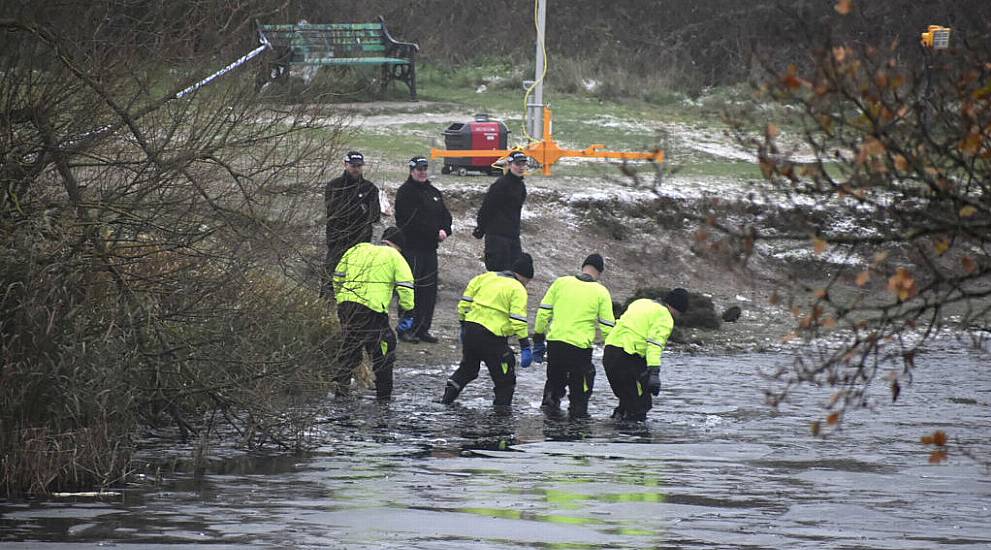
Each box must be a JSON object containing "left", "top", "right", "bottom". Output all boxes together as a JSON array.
[
  {"left": 259, "top": 23, "right": 384, "bottom": 31},
  {"left": 290, "top": 57, "right": 409, "bottom": 65}
]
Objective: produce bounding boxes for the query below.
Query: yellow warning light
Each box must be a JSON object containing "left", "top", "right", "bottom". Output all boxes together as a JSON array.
[{"left": 920, "top": 25, "right": 951, "bottom": 50}]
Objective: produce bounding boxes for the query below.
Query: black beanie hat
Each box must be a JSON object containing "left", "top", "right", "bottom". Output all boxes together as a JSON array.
[
  {"left": 381, "top": 226, "right": 405, "bottom": 250},
  {"left": 664, "top": 288, "right": 689, "bottom": 314},
  {"left": 512, "top": 253, "right": 535, "bottom": 279},
  {"left": 582, "top": 253, "right": 605, "bottom": 273}
]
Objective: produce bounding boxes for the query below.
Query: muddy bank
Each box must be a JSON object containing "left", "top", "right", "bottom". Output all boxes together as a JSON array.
[{"left": 383, "top": 171, "right": 817, "bottom": 368}]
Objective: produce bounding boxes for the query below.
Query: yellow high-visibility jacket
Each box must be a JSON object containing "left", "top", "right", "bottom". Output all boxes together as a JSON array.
[
  {"left": 333, "top": 242, "right": 414, "bottom": 314},
  {"left": 534, "top": 274, "right": 614, "bottom": 349},
  {"left": 604, "top": 298, "right": 674, "bottom": 368},
  {"left": 458, "top": 271, "right": 529, "bottom": 340}
]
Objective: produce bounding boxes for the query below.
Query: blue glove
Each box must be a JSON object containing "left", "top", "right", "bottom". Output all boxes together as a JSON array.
[
  {"left": 398, "top": 313, "right": 415, "bottom": 333},
  {"left": 532, "top": 340, "right": 546, "bottom": 364},
  {"left": 520, "top": 347, "right": 533, "bottom": 369}
]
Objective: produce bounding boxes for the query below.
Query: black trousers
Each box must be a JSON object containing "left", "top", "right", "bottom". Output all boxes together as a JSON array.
[
  {"left": 483, "top": 234, "right": 522, "bottom": 272},
  {"left": 336, "top": 301, "right": 397, "bottom": 398},
  {"left": 542, "top": 341, "right": 595, "bottom": 418},
  {"left": 448, "top": 322, "right": 517, "bottom": 406},
  {"left": 603, "top": 344, "right": 652, "bottom": 421},
  {"left": 402, "top": 247, "right": 438, "bottom": 336}
]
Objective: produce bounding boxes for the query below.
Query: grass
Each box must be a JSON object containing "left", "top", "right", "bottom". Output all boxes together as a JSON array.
[{"left": 324, "top": 60, "right": 773, "bottom": 180}]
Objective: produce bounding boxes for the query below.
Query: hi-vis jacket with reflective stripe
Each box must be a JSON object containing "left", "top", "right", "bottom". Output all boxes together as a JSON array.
[
  {"left": 333, "top": 242, "right": 415, "bottom": 314},
  {"left": 534, "top": 274, "right": 615, "bottom": 349},
  {"left": 604, "top": 298, "right": 674, "bottom": 368},
  {"left": 458, "top": 271, "right": 529, "bottom": 340}
]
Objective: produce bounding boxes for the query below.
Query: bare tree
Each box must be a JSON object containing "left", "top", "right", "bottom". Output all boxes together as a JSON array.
[
  {"left": 692, "top": 4, "right": 990, "bottom": 463},
  {"left": 1, "top": 1, "right": 351, "bottom": 495}
]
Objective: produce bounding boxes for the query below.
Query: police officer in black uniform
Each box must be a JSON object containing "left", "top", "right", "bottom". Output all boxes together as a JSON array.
[
  {"left": 323, "top": 151, "right": 381, "bottom": 296},
  {"left": 394, "top": 156, "right": 453, "bottom": 343},
  {"left": 473, "top": 150, "right": 528, "bottom": 271}
]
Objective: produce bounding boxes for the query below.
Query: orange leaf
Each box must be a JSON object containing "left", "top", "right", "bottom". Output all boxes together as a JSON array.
[
  {"left": 835, "top": 0, "right": 853, "bottom": 15},
  {"left": 932, "top": 431, "right": 948, "bottom": 446},
  {"left": 894, "top": 154, "right": 909, "bottom": 171},
  {"left": 960, "top": 132, "right": 982, "bottom": 155},
  {"left": 855, "top": 270, "right": 871, "bottom": 287},
  {"left": 887, "top": 267, "right": 917, "bottom": 301},
  {"left": 813, "top": 237, "right": 828, "bottom": 255},
  {"left": 962, "top": 256, "right": 977, "bottom": 274},
  {"left": 928, "top": 450, "right": 949, "bottom": 464},
  {"left": 766, "top": 123, "right": 781, "bottom": 139},
  {"left": 826, "top": 412, "right": 841, "bottom": 425}
]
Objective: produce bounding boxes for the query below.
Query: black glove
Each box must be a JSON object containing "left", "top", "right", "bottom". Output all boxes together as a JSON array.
[
  {"left": 647, "top": 369, "right": 661, "bottom": 396},
  {"left": 472, "top": 226, "right": 485, "bottom": 239}
]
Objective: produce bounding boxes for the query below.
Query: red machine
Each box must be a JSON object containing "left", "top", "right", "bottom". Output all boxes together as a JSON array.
[{"left": 440, "top": 114, "right": 509, "bottom": 176}]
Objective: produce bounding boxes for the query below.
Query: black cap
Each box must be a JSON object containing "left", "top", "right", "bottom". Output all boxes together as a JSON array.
[
  {"left": 344, "top": 151, "right": 364, "bottom": 165},
  {"left": 381, "top": 226, "right": 405, "bottom": 249},
  {"left": 582, "top": 253, "right": 605, "bottom": 273},
  {"left": 507, "top": 151, "right": 528, "bottom": 164},
  {"left": 512, "top": 253, "right": 534, "bottom": 279},
  {"left": 408, "top": 156, "right": 429, "bottom": 169},
  {"left": 664, "top": 288, "right": 689, "bottom": 314}
]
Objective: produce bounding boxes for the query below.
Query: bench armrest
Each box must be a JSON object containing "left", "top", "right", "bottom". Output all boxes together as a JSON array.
[{"left": 379, "top": 15, "right": 419, "bottom": 58}]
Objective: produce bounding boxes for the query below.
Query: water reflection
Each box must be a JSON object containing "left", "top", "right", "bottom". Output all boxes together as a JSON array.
[{"left": 1, "top": 351, "right": 989, "bottom": 549}]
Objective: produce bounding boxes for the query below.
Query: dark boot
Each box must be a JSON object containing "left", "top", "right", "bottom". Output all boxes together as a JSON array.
[
  {"left": 437, "top": 381, "right": 461, "bottom": 405},
  {"left": 493, "top": 386, "right": 514, "bottom": 408},
  {"left": 541, "top": 391, "right": 562, "bottom": 416},
  {"left": 568, "top": 397, "right": 590, "bottom": 420}
]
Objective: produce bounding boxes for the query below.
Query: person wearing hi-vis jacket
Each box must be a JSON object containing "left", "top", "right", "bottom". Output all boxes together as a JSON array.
[
  {"left": 332, "top": 227, "right": 415, "bottom": 400},
  {"left": 603, "top": 288, "right": 688, "bottom": 422},
  {"left": 438, "top": 254, "right": 535, "bottom": 409},
  {"left": 532, "top": 253, "right": 615, "bottom": 419}
]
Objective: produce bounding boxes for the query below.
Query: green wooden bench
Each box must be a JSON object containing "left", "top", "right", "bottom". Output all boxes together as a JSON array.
[{"left": 257, "top": 17, "right": 419, "bottom": 99}]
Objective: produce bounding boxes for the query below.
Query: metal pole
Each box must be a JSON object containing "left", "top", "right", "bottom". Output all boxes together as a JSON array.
[{"left": 527, "top": 0, "right": 547, "bottom": 139}]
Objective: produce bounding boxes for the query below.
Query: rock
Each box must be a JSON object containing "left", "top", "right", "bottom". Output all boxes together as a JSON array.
[
  {"left": 620, "top": 287, "right": 720, "bottom": 330},
  {"left": 721, "top": 305, "right": 742, "bottom": 322}
]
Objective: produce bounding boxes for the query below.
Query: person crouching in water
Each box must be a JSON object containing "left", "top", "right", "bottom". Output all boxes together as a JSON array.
[
  {"left": 603, "top": 288, "right": 688, "bottom": 422},
  {"left": 532, "top": 253, "right": 615, "bottom": 419},
  {"left": 332, "top": 227, "right": 415, "bottom": 400},
  {"left": 439, "top": 254, "right": 535, "bottom": 409}
]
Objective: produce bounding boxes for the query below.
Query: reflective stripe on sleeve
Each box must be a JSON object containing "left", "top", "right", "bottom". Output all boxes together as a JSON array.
[
  {"left": 460, "top": 295, "right": 474, "bottom": 302},
  {"left": 334, "top": 271, "right": 346, "bottom": 277},
  {"left": 395, "top": 281, "right": 414, "bottom": 289},
  {"left": 509, "top": 313, "right": 527, "bottom": 323},
  {"left": 598, "top": 318, "right": 615, "bottom": 327},
  {"left": 539, "top": 304, "right": 553, "bottom": 310},
  {"left": 647, "top": 338, "right": 664, "bottom": 348}
]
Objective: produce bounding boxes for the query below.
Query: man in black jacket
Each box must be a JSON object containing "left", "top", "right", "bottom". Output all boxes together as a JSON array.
[
  {"left": 473, "top": 150, "right": 528, "bottom": 271},
  {"left": 323, "top": 151, "right": 381, "bottom": 297},
  {"left": 394, "top": 156, "right": 453, "bottom": 343}
]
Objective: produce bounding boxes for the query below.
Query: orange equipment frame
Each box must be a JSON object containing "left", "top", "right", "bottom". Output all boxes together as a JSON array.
[{"left": 430, "top": 106, "right": 664, "bottom": 176}]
